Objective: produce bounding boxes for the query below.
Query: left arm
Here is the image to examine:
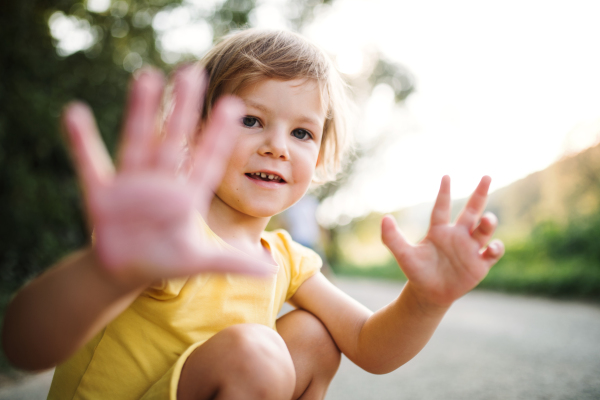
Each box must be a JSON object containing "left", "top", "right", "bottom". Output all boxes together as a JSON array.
[
  {"left": 290, "top": 176, "right": 504, "bottom": 374},
  {"left": 290, "top": 273, "right": 449, "bottom": 374}
]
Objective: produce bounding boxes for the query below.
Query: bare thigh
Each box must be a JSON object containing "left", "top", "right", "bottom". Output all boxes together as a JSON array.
[
  {"left": 177, "top": 324, "right": 296, "bottom": 400},
  {"left": 277, "top": 309, "right": 342, "bottom": 400}
]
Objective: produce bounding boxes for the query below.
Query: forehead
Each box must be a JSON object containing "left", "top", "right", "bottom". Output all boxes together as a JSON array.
[{"left": 236, "top": 78, "right": 327, "bottom": 124}]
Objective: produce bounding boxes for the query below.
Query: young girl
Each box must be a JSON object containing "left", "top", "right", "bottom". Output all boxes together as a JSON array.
[{"left": 2, "top": 29, "right": 504, "bottom": 400}]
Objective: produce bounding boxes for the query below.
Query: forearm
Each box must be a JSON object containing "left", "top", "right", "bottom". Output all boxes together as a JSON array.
[
  {"left": 292, "top": 274, "right": 450, "bottom": 375},
  {"left": 1, "top": 248, "right": 147, "bottom": 371},
  {"left": 354, "top": 281, "right": 449, "bottom": 374}
]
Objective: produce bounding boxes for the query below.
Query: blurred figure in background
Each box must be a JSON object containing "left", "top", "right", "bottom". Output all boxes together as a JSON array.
[{"left": 282, "top": 194, "right": 333, "bottom": 277}]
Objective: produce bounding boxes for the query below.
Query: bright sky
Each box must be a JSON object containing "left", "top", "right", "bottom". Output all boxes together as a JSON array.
[
  {"left": 66, "top": 0, "right": 600, "bottom": 226},
  {"left": 299, "top": 0, "right": 600, "bottom": 226}
]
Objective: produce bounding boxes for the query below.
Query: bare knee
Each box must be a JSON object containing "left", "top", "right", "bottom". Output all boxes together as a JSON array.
[
  {"left": 219, "top": 324, "right": 296, "bottom": 399},
  {"left": 289, "top": 310, "right": 341, "bottom": 380},
  {"left": 178, "top": 324, "right": 295, "bottom": 400},
  {"left": 278, "top": 309, "right": 341, "bottom": 398}
]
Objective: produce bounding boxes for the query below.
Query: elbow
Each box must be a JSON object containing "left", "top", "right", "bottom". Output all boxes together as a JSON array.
[
  {"left": 353, "top": 353, "right": 406, "bottom": 375},
  {"left": 1, "top": 322, "right": 56, "bottom": 372},
  {"left": 2, "top": 344, "right": 56, "bottom": 372},
  {"left": 362, "top": 362, "right": 403, "bottom": 376}
]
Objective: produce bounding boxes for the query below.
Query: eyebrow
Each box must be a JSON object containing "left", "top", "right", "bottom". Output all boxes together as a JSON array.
[
  {"left": 244, "top": 100, "right": 323, "bottom": 130},
  {"left": 245, "top": 100, "right": 270, "bottom": 114}
]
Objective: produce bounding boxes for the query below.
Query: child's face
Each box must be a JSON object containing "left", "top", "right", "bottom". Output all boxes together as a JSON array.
[{"left": 212, "top": 78, "right": 325, "bottom": 218}]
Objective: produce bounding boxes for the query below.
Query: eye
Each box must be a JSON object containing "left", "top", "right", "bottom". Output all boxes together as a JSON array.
[
  {"left": 241, "top": 116, "right": 260, "bottom": 128},
  {"left": 291, "top": 129, "right": 312, "bottom": 140}
]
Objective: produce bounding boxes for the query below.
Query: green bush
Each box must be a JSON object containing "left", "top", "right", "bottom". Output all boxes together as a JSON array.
[
  {"left": 332, "top": 214, "right": 600, "bottom": 300},
  {"left": 480, "top": 213, "right": 600, "bottom": 299}
]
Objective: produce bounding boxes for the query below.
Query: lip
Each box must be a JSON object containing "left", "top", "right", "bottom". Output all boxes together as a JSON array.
[
  {"left": 245, "top": 170, "right": 287, "bottom": 189},
  {"left": 249, "top": 169, "right": 285, "bottom": 180}
]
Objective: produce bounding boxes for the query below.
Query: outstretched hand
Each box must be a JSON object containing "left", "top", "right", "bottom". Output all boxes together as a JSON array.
[
  {"left": 62, "top": 66, "right": 269, "bottom": 284},
  {"left": 381, "top": 176, "right": 504, "bottom": 308}
]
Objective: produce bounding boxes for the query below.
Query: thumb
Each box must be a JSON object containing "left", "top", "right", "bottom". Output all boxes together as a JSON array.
[
  {"left": 190, "top": 252, "right": 276, "bottom": 277},
  {"left": 381, "top": 215, "right": 411, "bottom": 263}
]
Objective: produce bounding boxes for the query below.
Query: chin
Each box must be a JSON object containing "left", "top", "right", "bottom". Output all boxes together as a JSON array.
[
  {"left": 242, "top": 201, "right": 290, "bottom": 219},
  {"left": 248, "top": 207, "right": 285, "bottom": 218}
]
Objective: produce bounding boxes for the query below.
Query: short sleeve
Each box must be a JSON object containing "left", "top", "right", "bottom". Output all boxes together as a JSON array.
[{"left": 269, "top": 230, "right": 322, "bottom": 301}]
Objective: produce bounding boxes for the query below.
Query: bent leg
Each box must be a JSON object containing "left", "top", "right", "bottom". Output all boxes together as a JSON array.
[
  {"left": 277, "top": 309, "right": 341, "bottom": 400},
  {"left": 177, "top": 324, "right": 296, "bottom": 400}
]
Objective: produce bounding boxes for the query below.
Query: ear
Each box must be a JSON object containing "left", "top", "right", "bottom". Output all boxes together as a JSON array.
[{"left": 316, "top": 154, "right": 321, "bottom": 167}]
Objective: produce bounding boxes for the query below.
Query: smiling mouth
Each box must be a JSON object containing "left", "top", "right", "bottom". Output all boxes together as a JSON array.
[{"left": 245, "top": 172, "right": 286, "bottom": 183}]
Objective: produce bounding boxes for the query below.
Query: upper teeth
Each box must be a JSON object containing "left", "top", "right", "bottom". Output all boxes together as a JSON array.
[{"left": 252, "top": 172, "right": 281, "bottom": 181}]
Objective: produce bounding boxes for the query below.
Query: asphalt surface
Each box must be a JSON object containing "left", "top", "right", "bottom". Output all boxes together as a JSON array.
[
  {"left": 327, "top": 278, "right": 600, "bottom": 400},
  {"left": 1, "top": 277, "right": 599, "bottom": 400}
]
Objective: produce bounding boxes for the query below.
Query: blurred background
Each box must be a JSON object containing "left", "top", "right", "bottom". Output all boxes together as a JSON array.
[{"left": 1, "top": 0, "right": 600, "bottom": 396}]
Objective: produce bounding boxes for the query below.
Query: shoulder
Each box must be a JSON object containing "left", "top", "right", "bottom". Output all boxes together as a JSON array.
[
  {"left": 263, "top": 229, "right": 322, "bottom": 270},
  {"left": 264, "top": 229, "right": 322, "bottom": 300}
]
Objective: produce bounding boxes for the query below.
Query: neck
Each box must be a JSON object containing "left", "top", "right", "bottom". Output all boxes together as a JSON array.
[{"left": 204, "top": 195, "right": 271, "bottom": 258}]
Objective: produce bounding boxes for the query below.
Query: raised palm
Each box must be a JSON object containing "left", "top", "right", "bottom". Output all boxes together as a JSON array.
[
  {"left": 62, "top": 66, "right": 268, "bottom": 283},
  {"left": 382, "top": 176, "right": 504, "bottom": 307}
]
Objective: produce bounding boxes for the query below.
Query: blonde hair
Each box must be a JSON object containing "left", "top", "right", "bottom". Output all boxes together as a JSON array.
[{"left": 199, "top": 29, "right": 350, "bottom": 182}]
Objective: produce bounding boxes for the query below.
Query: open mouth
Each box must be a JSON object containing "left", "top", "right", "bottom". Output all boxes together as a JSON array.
[{"left": 245, "top": 172, "right": 286, "bottom": 183}]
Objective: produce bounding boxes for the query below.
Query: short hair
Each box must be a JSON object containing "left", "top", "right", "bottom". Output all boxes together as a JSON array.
[{"left": 199, "top": 29, "right": 350, "bottom": 182}]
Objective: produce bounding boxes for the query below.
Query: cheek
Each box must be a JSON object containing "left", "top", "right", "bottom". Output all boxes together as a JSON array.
[
  {"left": 225, "top": 139, "right": 251, "bottom": 172},
  {"left": 292, "top": 150, "right": 319, "bottom": 184},
  {"left": 217, "top": 145, "right": 249, "bottom": 192}
]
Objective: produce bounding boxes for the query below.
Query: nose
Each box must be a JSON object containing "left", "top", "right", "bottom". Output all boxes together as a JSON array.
[{"left": 258, "top": 126, "right": 289, "bottom": 160}]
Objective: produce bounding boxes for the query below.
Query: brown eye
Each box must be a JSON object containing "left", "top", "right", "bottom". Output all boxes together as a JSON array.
[{"left": 291, "top": 129, "right": 311, "bottom": 140}]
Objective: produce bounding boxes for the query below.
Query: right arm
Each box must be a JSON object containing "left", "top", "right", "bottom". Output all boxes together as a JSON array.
[
  {"left": 1, "top": 66, "right": 266, "bottom": 371},
  {"left": 2, "top": 248, "right": 147, "bottom": 370}
]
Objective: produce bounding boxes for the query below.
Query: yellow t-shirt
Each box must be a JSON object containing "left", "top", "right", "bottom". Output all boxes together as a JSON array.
[{"left": 47, "top": 217, "right": 321, "bottom": 400}]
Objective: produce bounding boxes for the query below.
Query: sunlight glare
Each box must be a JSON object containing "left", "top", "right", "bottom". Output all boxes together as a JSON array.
[
  {"left": 336, "top": 50, "right": 364, "bottom": 76},
  {"left": 308, "top": 0, "right": 600, "bottom": 225},
  {"left": 48, "top": 11, "right": 97, "bottom": 56},
  {"left": 358, "top": 83, "right": 395, "bottom": 144},
  {"left": 153, "top": 7, "right": 213, "bottom": 62},
  {"left": 250, "top": 3, "right": 290, "bottom": 30},
  {"left": 86, "top": 0, "right": 111, "bottom": 13}
]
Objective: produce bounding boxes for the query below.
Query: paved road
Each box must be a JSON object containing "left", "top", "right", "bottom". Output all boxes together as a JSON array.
[
  {"left": 327, "top": 278, "right": 600, "bottom": 400},
  {"left": 1, "top": 277, "right": 599, "bottom": 399}
]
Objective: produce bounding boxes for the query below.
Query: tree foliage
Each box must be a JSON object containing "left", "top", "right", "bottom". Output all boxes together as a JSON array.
[{"left": 0, "top": 0, "right": 248, "bottom": 290}]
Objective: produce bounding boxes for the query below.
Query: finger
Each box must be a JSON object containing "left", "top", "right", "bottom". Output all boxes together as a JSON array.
[
  {"left": 481, "top": 239, "right": 505, "bottom": 266},
  {"left": 62, "top": 102, "right": 114, "bottom": 215},
  {"left": 101, "top": 251, "right": 275, "bottom": 283},
  {"left": 118, "top": 68, "right": 165, "bottom": 172},
  {"left": 187, "top": 252, "right": 276, "bottom": 277},
  {"left": 381, "top": 215, "right": 412, "bottom": 265},
  {"left": 471, "top": 212, "right": 498, "bottom": 248},
  {"left": 190, "top": 96, "right": 246, "bottom": 212},
  {"left": 430, "top": 175, "right": 451, "bottom": 226},
  {"left": 155, "top": 64, "right": 205, "bottom": 173},
  {"left": 455, "top": 176, "right": 492, "bottom": 230}
]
